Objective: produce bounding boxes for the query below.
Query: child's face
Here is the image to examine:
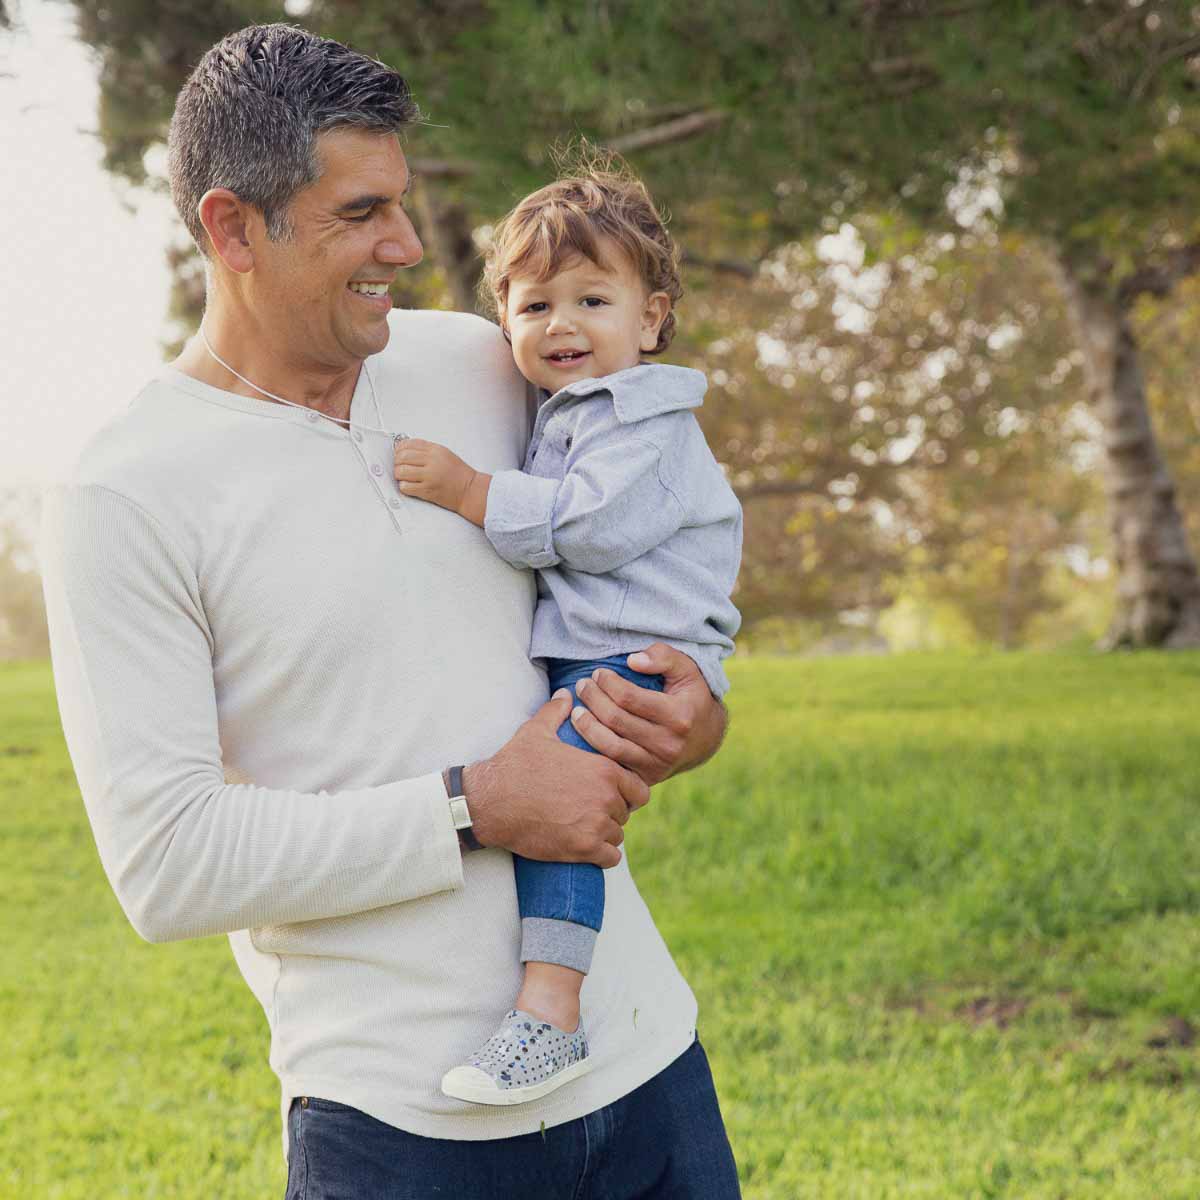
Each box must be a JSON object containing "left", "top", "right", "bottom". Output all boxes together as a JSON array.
[{"left": 504, "top": 239, "right": 670, "bottom": 393}]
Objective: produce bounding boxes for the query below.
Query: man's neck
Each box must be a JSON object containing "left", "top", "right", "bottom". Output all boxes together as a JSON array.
[{"left": 172, "top": 312, "right": 362, "bottom": 423}]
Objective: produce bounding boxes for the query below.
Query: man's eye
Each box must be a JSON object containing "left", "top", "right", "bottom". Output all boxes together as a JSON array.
[{"left": 346, "top": 210, "right": 374, "bottom": 223}]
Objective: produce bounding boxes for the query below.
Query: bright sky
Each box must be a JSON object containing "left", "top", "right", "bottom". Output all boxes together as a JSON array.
[{"left": 0, "top": 0, "right": 177, "bottom": 488}]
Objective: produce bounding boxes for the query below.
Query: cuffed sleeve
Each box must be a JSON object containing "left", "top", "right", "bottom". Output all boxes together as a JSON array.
[
  {"left": 41, "top": 485, "right": 464, "bottom": 944},
  {"left": 483, "top": 469, "right": 563, "bottom": 569},
  {"left": 486, "top": 436, "right": 686, "bottom": 576}
]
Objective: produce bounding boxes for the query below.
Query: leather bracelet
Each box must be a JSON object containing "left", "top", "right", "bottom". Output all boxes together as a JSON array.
[{"left": 446, "top": 764, "right": 484, "bottom": 853}]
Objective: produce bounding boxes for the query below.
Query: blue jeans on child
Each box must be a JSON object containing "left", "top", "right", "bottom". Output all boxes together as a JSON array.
[{"left": 513, "top": 655, "right": 665, "bottom": 975}]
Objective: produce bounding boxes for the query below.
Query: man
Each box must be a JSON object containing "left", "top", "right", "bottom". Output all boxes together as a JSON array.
[{"left": 41, "top": 23, "right": 740, "bottom": 1199}]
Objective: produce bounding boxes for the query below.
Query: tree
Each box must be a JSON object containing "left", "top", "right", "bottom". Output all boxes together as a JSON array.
[
  {"left": 321, "top": 0, "right": 1199, "bottom": 647},
  {"left": 66, "top": 0, "right": 1200, "bottom": 645}
]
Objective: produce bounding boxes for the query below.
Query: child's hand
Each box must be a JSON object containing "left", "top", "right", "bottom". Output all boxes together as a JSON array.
[{"left": 394, "top": 438, "right": 491, "bottom": 527}]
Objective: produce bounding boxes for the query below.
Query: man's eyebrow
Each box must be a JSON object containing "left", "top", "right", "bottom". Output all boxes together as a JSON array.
[{"left": 333, "top": 181, "right": 412, "bottom": 214}]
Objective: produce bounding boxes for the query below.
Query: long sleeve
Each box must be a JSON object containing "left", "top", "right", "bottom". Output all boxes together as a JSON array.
[
  {"left": 485, "top": 434, "right": 685, "bottom": 575},
  {"left": 40, "top": 484, "right": 464, "bottom": 944}
]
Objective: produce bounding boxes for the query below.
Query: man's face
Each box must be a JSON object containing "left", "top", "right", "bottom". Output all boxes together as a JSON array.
[
  {"left": 251, "top": 128, "right": 423, "bottom": 369},
  {"left": 504, "top": 240, "right": 667, "bottom": 394}
]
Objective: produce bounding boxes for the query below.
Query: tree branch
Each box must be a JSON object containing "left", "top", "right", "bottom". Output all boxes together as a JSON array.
[
  {"left": 886, "top": 1, "right": 999, "bottom": 19},
  {"left": 410, "top": 112, "right": 728, "bottom": 185},
  {"left": 1130, "top": 34, "right": 1200, "bottom": 101},
  {"left": 868, "top": 56, "right": 934, "bottom": 78},
  {"left": 410, "top": 158, "right": 477, "bottom": 180},
  {"left": 680, "top": 249, "right": 758, "bottom": 279},
  {"left": 1117, "top": 243, "right": 1200, "bottom": 305},
  {"left": 606, "top": 110, "right": 727, "bottom": 154},
  {"left": 734, "top": 480, "right": 822, "bottom": 503},
  {"left": 1074, "top": 5, "right": 1145, "bottom": 60}
]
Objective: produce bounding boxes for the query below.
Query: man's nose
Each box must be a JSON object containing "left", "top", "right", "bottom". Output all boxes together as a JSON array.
[{"left": 376, "top": 208, "right": 423, "bottom": 268}]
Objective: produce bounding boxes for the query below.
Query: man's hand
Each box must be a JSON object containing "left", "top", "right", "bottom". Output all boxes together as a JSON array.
[
  {"left": 394, "top": 438, "right": 492, "bottom": 527},
  {"left": 464, "top": 690, "right": 649, "bottom": 867},
  {"left": 566, "top": 643, "right": 728, "bottom": 785}
]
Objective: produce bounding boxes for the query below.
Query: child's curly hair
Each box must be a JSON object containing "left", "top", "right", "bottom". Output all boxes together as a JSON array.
[{"left": 481, "top": 147, "right": 683, "bottom": 354}]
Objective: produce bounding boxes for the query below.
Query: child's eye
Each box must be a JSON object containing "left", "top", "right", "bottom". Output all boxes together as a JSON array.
[
  {"left": 524, "top": 302, "right": 548, "bottom": 313},
  {"left": 582, "top": 297, "right": 607, "bottom": 307}
]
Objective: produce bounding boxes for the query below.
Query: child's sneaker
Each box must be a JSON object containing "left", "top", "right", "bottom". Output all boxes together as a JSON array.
[{"left": 441, "top": 1009, "right": 591, "bottom": 1106}]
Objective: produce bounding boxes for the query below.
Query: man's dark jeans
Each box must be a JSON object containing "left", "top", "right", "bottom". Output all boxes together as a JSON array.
[{"left": 284, "top": 1038, "right": 741, "bottom": 1199}]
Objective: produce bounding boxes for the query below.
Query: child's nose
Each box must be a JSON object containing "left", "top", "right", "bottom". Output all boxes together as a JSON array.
[{"left": 546, "top": 310, "right": 576, "bottom": 334}]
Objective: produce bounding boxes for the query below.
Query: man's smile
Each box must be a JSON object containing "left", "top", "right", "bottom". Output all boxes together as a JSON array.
[{"left": 347, "top": 280, "right": 393, "bottom": 311}]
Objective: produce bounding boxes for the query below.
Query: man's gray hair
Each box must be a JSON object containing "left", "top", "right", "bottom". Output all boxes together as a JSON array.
[{"left": 167, "top": 24, "right": 419, "bottom": 254}]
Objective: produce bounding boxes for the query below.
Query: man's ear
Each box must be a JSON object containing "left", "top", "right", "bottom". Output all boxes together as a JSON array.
[
  {"left": 639, "top": 292, "right": 671, "bottom": 352},
  {"left": 197, "top": 188, "right": 257, "bottom": 274}
]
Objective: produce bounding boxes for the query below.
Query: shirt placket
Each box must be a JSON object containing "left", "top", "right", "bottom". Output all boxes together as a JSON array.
[{"left": 348, "top": 420, "right": 411, "bottom": 532}]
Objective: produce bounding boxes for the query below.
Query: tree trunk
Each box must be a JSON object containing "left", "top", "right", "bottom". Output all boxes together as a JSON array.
[
  {"left": 1056, "top": 252, "right": 1200, "bottom": 649},
  {"left": 413, "top": 183, "right": 484, "bottom": 316}
]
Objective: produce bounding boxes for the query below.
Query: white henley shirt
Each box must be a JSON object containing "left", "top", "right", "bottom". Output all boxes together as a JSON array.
[{"left": 40, "top": 309, "right": 698, "bottom": 1161}]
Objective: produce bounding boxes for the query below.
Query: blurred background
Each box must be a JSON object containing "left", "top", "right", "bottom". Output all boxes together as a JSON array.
[{"left": 3, "top": 0, "right": 1199, "bottom": 661}]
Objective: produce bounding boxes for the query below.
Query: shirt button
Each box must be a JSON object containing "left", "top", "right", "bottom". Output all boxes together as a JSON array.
[
  {"left": 371, "top": 464, "right": 383, "bottom": 476},
  {"left": 306, "top": 411, "right": 318, "bottom": 423},
  {"left": 353, "top": 430, "right": 363, "bottom": 442},
  {"left": 389, "top": 498, "right": 401, "bottom": 509}
]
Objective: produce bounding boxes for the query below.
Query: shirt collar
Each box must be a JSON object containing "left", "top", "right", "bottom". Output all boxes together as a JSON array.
[{"left": 544, "top": 364, "right": 707, "bottom": 424}]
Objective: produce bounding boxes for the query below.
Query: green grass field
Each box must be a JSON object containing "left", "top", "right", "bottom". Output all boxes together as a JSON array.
[{"left": 4, "top": 652, "right": 1199, "bottom": 1197}]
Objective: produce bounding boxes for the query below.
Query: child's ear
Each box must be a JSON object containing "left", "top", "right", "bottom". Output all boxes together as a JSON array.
[{"left": 639, "top": 292, "right": 671, "bottom": 353}]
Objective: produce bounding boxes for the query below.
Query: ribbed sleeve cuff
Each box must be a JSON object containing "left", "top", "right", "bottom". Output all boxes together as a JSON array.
[{"left": 484, "top": 469, "right": 561, "bottom": 569}]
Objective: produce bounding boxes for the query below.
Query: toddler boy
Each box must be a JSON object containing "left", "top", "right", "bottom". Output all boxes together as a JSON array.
[{"left": 393, "top": 158, "right": 742, "bottom": 1105}]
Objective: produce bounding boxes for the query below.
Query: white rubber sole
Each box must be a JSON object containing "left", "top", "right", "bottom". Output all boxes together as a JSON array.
[{"left": 441, "top": 1056, "right": 593, "bottom": 1106}]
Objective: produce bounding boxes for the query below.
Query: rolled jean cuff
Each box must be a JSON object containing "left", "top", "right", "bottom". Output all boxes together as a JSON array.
[{"left": 520, "top": 917, "right": 598, "bottom": 975}]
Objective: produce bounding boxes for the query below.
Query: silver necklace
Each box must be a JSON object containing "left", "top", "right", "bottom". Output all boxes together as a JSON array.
[{"left": 199, "top": 323, "right": 402, "bottom": 440}]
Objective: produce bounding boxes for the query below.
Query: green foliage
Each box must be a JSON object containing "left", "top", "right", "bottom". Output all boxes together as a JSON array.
[
  {"left": 5, "top": 652, "right": 1200, "bottom": 1195},
  {"left": 59, "top": 0, "right": 1200, "bottom": 641}
]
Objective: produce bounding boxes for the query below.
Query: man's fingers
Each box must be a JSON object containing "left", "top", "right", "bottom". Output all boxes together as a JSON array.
[
  {"left": 569, "top": 704, "right": 662, "bottom": 779},
  {"left": 594, "top": 843, "right": 622, "bottom": 869},
  {"left": 574, "top": 675, "right": 660, "bottom": 744},
  {"left": 613, "top": 761, "right": 651, "bottom": 813},
  {"left": 589, "top": 668, "right": 679, "bottom": 728},
  {"left": 529, "top": 688, "right": 574, "bottom": 734},
  {"left": 626, "top": 642, "right": 702, "bottom": 688}
]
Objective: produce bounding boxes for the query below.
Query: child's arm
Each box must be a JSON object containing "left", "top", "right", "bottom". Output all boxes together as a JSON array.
[
  {"left": 397, "top": 426, "right": 690, "bottom": 575},
  {"left": 393, "top": 439, "right": 492, "bottom": 527}
]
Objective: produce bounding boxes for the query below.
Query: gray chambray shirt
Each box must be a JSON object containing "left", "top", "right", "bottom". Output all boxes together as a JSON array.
[{"left": 483, "top": 363, "right": 743, "bottom": 697}]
